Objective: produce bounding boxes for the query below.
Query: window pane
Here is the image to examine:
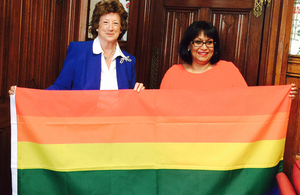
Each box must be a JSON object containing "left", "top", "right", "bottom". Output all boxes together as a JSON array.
[{"left": 290, "top": 0, "right": 300, "bottom": 55}]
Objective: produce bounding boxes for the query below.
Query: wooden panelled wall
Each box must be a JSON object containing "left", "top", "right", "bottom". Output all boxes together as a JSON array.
[
  {"left": 0, "top": 0, "right": 89, "bottom": 194},
  {"left": 132, "top": 0, "right": 300, "bottom": 187},
  {"left": 0, "top": 0, "right": 299, "bottom": 194},
  {"left": 285, "top": 55, "right": 300, "bottom": 176}
]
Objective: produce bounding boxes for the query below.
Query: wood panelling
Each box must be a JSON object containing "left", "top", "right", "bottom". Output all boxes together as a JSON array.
[
  {"left": 147, "top": 0, "right": 265, "bottom": 88},
  {"left": 76, "top": 0, "right": 89, "bottom": 41},
  {"left": 285, "top": 74, "right": 300, "bottom": 182},
  {"left": 274, "top": 0, "right": 294, "bottom": 85},
  {"left": 272, "top": 0, "right": 299, "bottom": 183},
  {"left": 0, "top": 0, "right": 87, "bottom": 194},
  {"left": 164, "top": 0, "right": 254, "bottom": 9},
  {"left": 161, "top": 10, "right": 197, "bottom": 68},
  {"left": 288, "top": 55, "right": 300, "bottom": 76},
  {"left": 133, "top": 0, "right": 156, "bottom": 87},
  {"left": 258, "top": 0, "right": 277, "bottom": 86},
  {"left": 284, "top": 55, "right": 300, "bottom": 182},
  {"left": 132, "top": 0, "right": 299, "bottom": 183},
  {"left": 213, "top": 12, "right": 250, "bottom": 82},
  {"left": 0, "top": 127, "right": 11, "bottom": 195},
  {"left": 126, "top": 0, "right": 141, "bottom": 55}
]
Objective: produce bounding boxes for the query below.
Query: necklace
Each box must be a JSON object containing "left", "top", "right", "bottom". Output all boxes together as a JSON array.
[{"left": 104, "top": 47, "right": 116, "bottom": 60}]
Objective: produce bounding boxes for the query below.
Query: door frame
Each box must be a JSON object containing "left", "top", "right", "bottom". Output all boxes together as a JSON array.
[{"left": 258, "top": 0, "right": 294, "bottom": 86}]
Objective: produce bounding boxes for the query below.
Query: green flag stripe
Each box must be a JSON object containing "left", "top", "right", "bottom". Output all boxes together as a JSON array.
[{"left": 18, "top": 164, "right": 281, "bottom": 195}]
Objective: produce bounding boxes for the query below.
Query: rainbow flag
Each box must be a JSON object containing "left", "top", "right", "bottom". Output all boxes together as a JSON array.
[{"left": 10, "top": 86, "right": 291, "bottom": 195}]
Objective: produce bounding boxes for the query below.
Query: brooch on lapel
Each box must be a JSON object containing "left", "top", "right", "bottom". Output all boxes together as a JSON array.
[{"left": 120, "top": 56, "right": 132, "bottom": 64}]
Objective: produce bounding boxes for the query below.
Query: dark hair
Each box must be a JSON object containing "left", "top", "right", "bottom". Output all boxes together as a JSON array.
[
  {"left": 178, "top": 21, "right": 222, "bottom": 65},
  {"left": 91, "top": 0, "right": 128, "bottom": 40}
]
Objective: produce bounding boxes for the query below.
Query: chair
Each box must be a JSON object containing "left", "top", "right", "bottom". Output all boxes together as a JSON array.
[
  {"left": 276, "top": 172, "right": 296, "bottom": 195},
  {"left": 293, "top": 160, "right": 300, "bottom": 194},
  {"left": 276, "top": 160, "right": 300, "bottom": 195}
]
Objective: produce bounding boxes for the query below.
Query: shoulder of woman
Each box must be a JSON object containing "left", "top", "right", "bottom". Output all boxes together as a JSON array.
[
  {"left": 216, "top": 60, "right": 238, "bottom": 69},
  {"left": 160, "top": 64, "right": 183, "bottom": 88},
  {"left": 69, "top": 40, "right": 93, "bottom": 45},
  {"left": 68, "top": 40, "right": 93, "bottom": 49},
  {"left": 216, "top": 60, "right": 233, "bottom": 65},
  {"left": 164, "top": 64, "right": 183, "bottom": 75},
  {"left": 170, "top": 64, "right": 183, "bottom": 69}
]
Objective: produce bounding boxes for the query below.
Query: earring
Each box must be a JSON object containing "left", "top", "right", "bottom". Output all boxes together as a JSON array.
[
  {"left": 188, "top": 48, "right": 190, "bottom": 52},
  {"left": 96, "top": 29, "right": 98, "bottom": 32}
]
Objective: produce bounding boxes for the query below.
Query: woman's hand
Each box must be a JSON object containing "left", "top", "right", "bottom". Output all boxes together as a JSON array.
[
  {"left": 133, "top": 82, "right": 145, "bottom": 92},
  {"left": 289, "top": 83, "right": 297, "bottom": 99},
  {"left": 8, "top": 86, "right": 16, "bottom": 95}
]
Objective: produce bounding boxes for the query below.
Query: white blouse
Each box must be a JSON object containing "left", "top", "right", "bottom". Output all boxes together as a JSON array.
[{"left": 92, "top": 36, "right": 128, "bottom": 90}]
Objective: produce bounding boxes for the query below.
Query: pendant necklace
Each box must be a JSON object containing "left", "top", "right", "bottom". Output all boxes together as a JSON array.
[{"left": 104, "top": 47, "right": 116, "bottom": 60}]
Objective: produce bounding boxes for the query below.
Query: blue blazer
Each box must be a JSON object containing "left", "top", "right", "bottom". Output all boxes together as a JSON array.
[{"left": 47, "top": 41, "right": 136, "bottom": 90}]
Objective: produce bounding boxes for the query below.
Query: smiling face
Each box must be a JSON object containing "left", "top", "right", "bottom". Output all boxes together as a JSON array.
[
  {"left": 189, "top": 31, "right": 214, "bottom": 66},
  {"left": 97, "top": 12, "right": 121, "bottom": 44}
]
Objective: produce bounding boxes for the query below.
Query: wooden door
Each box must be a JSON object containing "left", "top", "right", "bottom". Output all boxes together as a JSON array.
[{"left": 146, "top": 0, "right": 268, "bottom": 88}]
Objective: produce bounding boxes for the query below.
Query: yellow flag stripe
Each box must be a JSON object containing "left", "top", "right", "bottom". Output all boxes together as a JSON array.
[{"left": 18, "top": 139, "right": 285, "bottom": 171}]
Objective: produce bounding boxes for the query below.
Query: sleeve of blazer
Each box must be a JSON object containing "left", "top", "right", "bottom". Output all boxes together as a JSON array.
[
  {"left": 130, "top": 56, "right": 137, "bottom": 89},
  {"left": 47, "top": 42, "right": 77, "bottom": 90},
  {"left": 117, "top": 51, "right": 137, "bottom": 89}
]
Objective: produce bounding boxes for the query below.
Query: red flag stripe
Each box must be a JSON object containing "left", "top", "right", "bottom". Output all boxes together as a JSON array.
[{"left": 15, "top": 86, "right": 291, "bottom": 117}]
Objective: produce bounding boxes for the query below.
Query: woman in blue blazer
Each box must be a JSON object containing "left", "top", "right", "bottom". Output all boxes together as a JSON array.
[
  {"left": 47, "top": 39, "right": 138, "bottom": 90},
  {"left": 48, "top": 0, "right": 144, "bottom": 91},
  {"left": 9, "top": 0, "right": 144, "bottom": 94}
]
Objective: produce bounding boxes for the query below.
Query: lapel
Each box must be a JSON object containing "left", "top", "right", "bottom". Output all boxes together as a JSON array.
[
  {"left": 116, "top": 57, "right": 124, "bottom": 89},
  {"left": 87, "top": 52, "right": 101, "bottom": 89}
]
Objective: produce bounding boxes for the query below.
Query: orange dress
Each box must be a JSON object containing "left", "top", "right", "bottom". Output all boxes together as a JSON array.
[{"left": 160, "top": 60, "right": 248, "bottom": 89}]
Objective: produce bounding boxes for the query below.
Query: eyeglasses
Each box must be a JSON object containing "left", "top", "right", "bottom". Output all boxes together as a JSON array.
[{"left": 191, "top": 40, "right": 215, "bottom": 48}]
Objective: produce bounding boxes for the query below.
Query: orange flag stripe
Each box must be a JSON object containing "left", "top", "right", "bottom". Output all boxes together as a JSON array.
[
  {"left": 15, "top": 86, "right": 291, "bottom": 117},
  {"left": 17, "top": 113, "right": 289, "bottom": 144}
]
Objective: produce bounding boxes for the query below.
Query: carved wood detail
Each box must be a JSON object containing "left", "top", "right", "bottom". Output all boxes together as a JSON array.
[
  {"left": 158, "top": 9, "right": 197, "bottom": 85},
  {"left": 150, "top": 46, "right": 159, "bottom": 89},
  {"left": 213, "top": 12, "right": 249, "bottom": 79},
  {"left": 288, "top": 55, "right": 300, "bottom": 77}
]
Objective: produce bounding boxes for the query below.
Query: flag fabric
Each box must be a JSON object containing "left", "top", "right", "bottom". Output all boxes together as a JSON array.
[{"left": 10, "top": 86, "right": 292, "bottom": 195}]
